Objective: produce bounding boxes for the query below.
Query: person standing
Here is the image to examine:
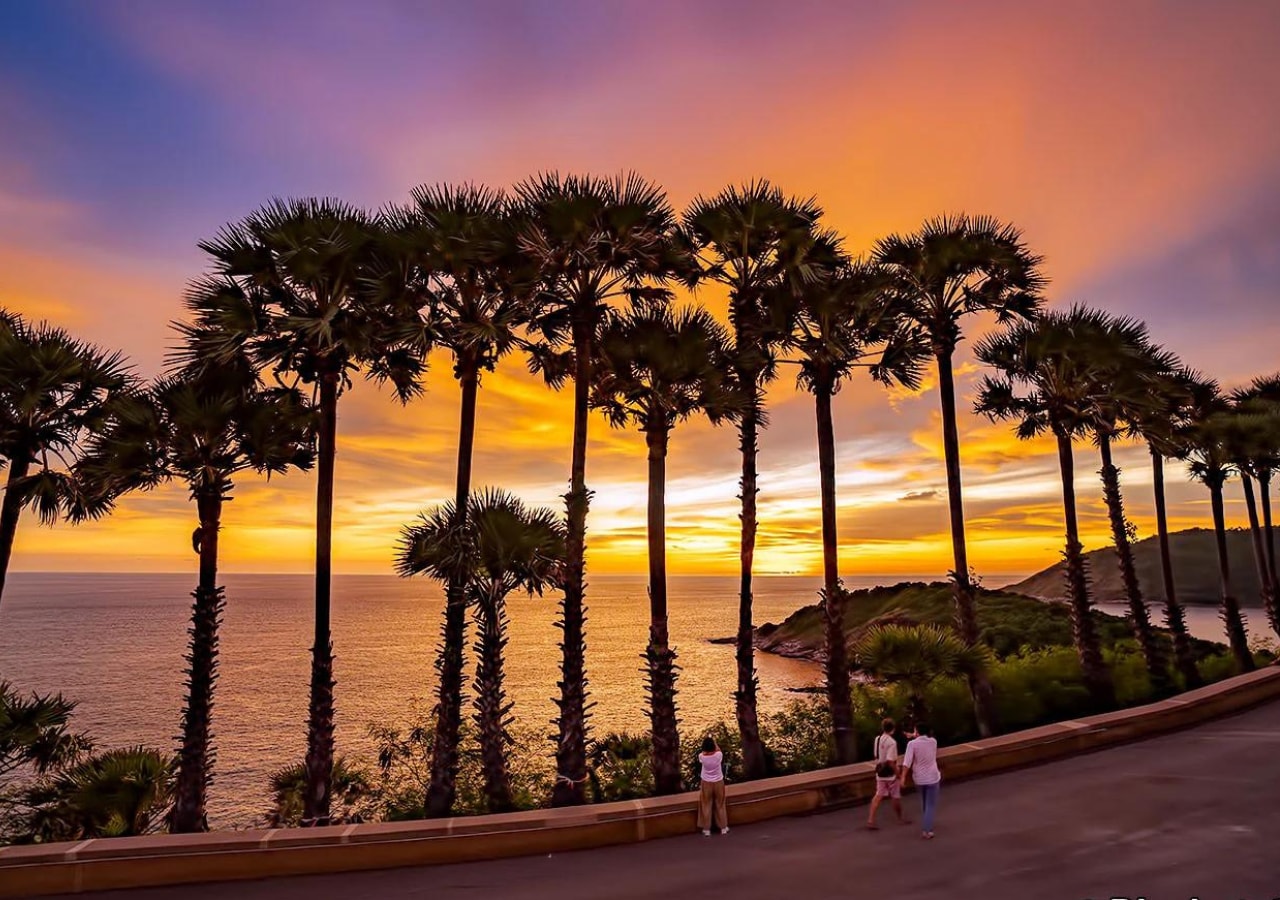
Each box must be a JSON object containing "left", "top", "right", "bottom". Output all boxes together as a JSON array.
[
  {"left": 900, "top": 721, "right": 941, "bottom": 839},
  {"left": 866, "top": 717, "right": 908, "bottom": 829},
  {"left": 697, "top": 736, "right": 729, "bottom": 836}
]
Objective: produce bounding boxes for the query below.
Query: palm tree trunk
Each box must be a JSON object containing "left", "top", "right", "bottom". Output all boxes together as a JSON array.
[
  {"left": 1097, "top": 434, "right": 1170, "bottom": 694},
  {"left": 1150, "top": 448, "right": 1200, "bottom": 688},
  {"left": 551, "top": 317, "right": 592, "bottom": 807},
  {"left": 1208, "top": 479, "right": 1254, "bottom": 671},
  {"left": 1261, "top": 471, "right": 1278, "bottom": 590},
  {"left": 0, "top": 456, "right": 31, "bottom": 607},
  {"left": 473, "top": 586, "right": 514, "bottom": 813},
  {"left": 169, "top": 490, "right": 225, "bottom": 834},
  {"left": 304, "top": 371, "right": 339, "bottom": 824},
  {"left": 935, "top": 351, "right": 997, "bottom": 736},
  {"left": 1240, "top": 473, "right": 1278, "bottom": 639},
  {"left": 644, "top": 426, "right": 682, "bottom": 795},
  {"left": 735, "top": 396, "right": 767, "bottom": 780},
  {"left": 1056, "top": 431, "right": 1115, "bottom": 709},
  {"left": 814, "top": 381, "right": 856, "bottom": 765},
  {"left": 425, "top": 365, "right": 478, "bottom": 817}
]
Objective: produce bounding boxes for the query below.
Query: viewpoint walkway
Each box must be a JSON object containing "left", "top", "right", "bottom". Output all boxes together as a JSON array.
[{"left": 55, "top": 700, "right": 1280, "bottom": 900}]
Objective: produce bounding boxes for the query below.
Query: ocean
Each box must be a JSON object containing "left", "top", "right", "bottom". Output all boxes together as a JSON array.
[{"left": 0, "top": 572, "right": 1236, "bottom": 827}]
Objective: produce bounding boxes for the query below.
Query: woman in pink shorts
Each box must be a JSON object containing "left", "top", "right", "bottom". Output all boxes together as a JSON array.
[{"left": 866, "top": 717, "right": 909, "bottom": 829}]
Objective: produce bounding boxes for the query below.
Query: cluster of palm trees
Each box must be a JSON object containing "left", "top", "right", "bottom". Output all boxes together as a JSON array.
[
  {"left": 1, "top": 175, "right": 1277, "bottom": 835},
  {"left": 975, "top": 309, "right": 1279, "bottom": 702}
]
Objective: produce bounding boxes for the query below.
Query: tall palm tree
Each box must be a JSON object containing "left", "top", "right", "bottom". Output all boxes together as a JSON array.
[
  {"left": 80, "top": 369, "right": 314, "bottom": 832},
  {"left": 398, "top": 489, "right": 566, "bottom": 813},
  {"left": 382, "top": 183, "right": 532, "bottom": 816},
  {"left": 1130, "top": 368, "right": 1206, "bottom": 687},
  {"left": 591, "top": 305, "right": 740, "bottom": 793},
  {"left": 1220, "top": 404, "right": 1280, "bottom": 639},
  {"left": 0, "top": 311, "right": 135, "bottom": 609},
  {"left": 515, "top": 173, "right": 685, "bottom": 806},
  {"left": 1078, "top": 319, "right": 1177, "bottom": 695},
  {"left": 789, "top": 256, "right": 928, "bottom": 764},
  {"left": 874, "top": 215, "right": 1045, "bottom": 736},
  {"left": 1242, "top": 375, "right": 1280, "bottom": 589},
  {"left": 1180, "top": 389, "right": 1254, "bottom": 671},
  {"left": 975, "top": 308, "right": 1116, "bottom": 709},
  {"left": 1230, "top": 377, "right": 1280, "bottom": 638},
  {"left": 179, "top": 200, "right": 427, "bottom": 823},
  {"left": 683, "top": 181, "right": 825, "bottom": 778}
]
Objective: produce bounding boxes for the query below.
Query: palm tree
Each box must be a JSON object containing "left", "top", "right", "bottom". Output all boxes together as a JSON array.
[
  {"left": 80, "top": 370, "right": 314, "bottom": 832},
  {"left": 1182, "top": 391, "right": 1255, "bottom": 671},
  {"left": 788, "top": 255, "right": 928, "bottom": 764},
  {"left": 18, "top": 747, "right": 173, "bottom": 842},
  {"left": 0, "top": 683, "right": 91, "bottom": 786},
  {"left": 1078, "top": 320, "right": 1177, "bottom": 695},
  {"left": 1130, "top": 369, "right": 1207, "bottom": 687},
  {"left": 1220, "top": 403, "right": 1280, "bottom": 639},
  {"left": 1242, "top": 375, "right": 1280, "bottom": 590},
  {"left": 179, "top": 200, "right": 427, "bottom": 823},
  {"left": 683, "top": 181, "right": 825, "bottom": 778},
  {"left": 382, "top": 183, "right": 532, "bottom": 816},
  {"left": 1229, "top": 378, "right": 1280, "bottom": 638},
  {"left": 0, "top": 311, "right": 135, "bottom": 609},
  {"left": 975, "top": 308, "right": 1116, "bottom": 709},
  {"left": 398, "top": 489, "right": 566, "bottom": 813},
  {"left": 854, "top": 624, "right": 990, "bottom": 723},
  {"left": 515, "top": 173, "right": 685, "bottom": 805},
  {"left": 591, "top": 305, "right": 740, "bottom": 793},
  {"left": 874, "top": 215, "right": 1045, "bottom": 736}
]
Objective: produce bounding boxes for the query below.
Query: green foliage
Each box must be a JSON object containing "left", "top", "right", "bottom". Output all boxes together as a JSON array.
[
  {"left": 266, "top": 757, "right": 377, "bottom": 827},
  {"left": 757, "top": 581, "right": 1139, "bottom": 660},
  {"left": 14, "top": 748, "right": 173, "bottom": 843},
  {"left": 586, "top": 733, "right": 653, "bottom": 802},
  {"left": 359, "top": 709, "right": 551, "bottom": 819}
]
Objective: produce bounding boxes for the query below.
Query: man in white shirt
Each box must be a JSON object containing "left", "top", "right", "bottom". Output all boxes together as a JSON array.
[{"left": 900, "top": 721, "right": 941, "bottom": 839}]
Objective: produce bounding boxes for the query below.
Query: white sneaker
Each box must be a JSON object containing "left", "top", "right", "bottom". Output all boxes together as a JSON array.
[
  {"left": 720, "top": 827, "right": 730, "bottom": 835},
  {"left": 702, "top": 829, "right": 711, "bottom": 836}
]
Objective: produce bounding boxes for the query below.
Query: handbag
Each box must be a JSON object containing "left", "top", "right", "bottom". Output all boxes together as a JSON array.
[{"left": 874, "top": 735, "right": 896, "bottom": 778}]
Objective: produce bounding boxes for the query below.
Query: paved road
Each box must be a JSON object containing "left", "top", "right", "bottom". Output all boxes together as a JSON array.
[{"left": 64, "top": 703, "right": 1280, "bottom": 900}]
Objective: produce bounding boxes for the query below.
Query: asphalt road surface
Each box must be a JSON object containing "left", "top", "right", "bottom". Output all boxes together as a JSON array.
[{"left": 60, "top": 702, "right": 1280, "bottom": 900}]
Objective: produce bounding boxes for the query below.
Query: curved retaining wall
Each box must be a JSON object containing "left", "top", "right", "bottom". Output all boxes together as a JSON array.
[{"left": 3, "top": 665, "right": 1278, "bottom": 898}]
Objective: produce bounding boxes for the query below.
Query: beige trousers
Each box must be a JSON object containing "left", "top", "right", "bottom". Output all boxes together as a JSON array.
[{"left": 697, "top": 779, "right": 728, "bottom": 831}]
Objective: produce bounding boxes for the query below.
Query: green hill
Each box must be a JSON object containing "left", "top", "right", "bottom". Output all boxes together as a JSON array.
[
  {"left": 751, "top": 581, "right": 1218, "bottom": 663},
  {"left": 1004, "top": 528, "right": 1267, "bottom": 606}
]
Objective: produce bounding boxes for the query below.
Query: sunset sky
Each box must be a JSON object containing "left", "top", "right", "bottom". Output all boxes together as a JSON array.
[{"left": 3, "top": 0, "right": 1278, "bottom": 578}]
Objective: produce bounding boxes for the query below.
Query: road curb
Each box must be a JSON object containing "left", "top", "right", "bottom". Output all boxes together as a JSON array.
[{"left": 2, "top": 665, "right": 1277, "bottom": 897}]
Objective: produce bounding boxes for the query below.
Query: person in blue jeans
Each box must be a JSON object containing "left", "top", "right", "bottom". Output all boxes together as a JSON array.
[{"left": 899, "top": 721, "right": 941, "bottom": 839}]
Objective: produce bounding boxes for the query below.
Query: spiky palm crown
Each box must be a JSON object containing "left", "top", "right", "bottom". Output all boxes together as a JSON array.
[
  {"left": 1130, "top": 366, "right": 1211, "bottom": 459},
  {"left": 177, "top": 198, "right": 426, "bottom": 403},
  {"left": 380, "top": 184, "right": 533, "bottom": 382},
  {"left": 80, "top": 369, "right": 316, "bottom": 507},
  {"left": 397, "top": 488, "right": 567, "bottom": 599},
  {"left": 590, "top": 305, "right": 742, "bottom": 435},
  {"left": 873, "top": 213, "right": 1046, "bottom": 356},
  {"left": 787, "top": 252, "right": 930, "bottom": 396},
  {"left": 0, "top": 310, "right": 137, "bottom": 523},
  {"left": 854, "top": 623, "right": 990, "bottom": 686},
  {"left": 682, "top": 180, "right": 828, "bottom": 384},
  {"left": 973, "top": 305, "right": 1158, "bottom": 442},
  {"left": 513, "top": 173, "right": 686, "bottom": 367},
  {"left": 1227, "top": 373, "right": 1280, "bottom": 479}
]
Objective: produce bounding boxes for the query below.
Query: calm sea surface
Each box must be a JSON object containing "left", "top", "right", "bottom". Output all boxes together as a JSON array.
[{"left": 0, "top": 572, "right": 1235, "bottom": 828}]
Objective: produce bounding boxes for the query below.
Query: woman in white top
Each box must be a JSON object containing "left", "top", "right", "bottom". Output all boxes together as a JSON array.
[
  {"left": 899, "top": 721, "right": 941, "bottom": 839},
  {"left": 697, "top": 736, "right": 728, "bottom": 835},
  {"left": 866, "top": 717, "right": 908, "bottom": 829}
]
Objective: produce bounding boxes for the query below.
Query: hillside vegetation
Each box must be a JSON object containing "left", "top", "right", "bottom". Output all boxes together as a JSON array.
[
  {"left": 1005, "top": 528, "right": 1264, "bottom": 606},
  {"left": 752, "top": 580, "right": 1221, "bottom": 663}
]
